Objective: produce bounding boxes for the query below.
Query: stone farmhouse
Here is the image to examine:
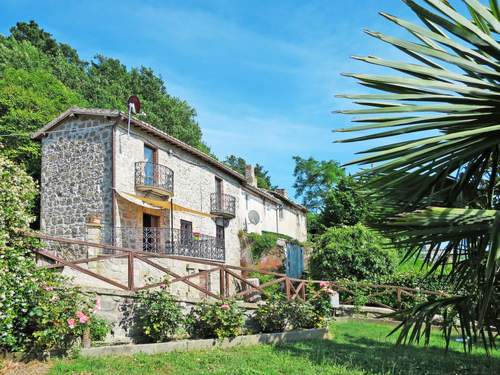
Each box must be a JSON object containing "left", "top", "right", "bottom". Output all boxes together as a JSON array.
[{"left": 32, "top": 107, "right": 307, "bottom": 297}]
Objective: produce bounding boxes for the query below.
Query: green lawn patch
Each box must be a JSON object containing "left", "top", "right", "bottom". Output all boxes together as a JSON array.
[{"left": 49, "top": 320, "right": 499, "bottom": 374}]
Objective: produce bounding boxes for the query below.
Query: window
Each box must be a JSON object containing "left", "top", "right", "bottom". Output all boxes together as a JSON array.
[
  {"left": 279, "top": 205, "right": 284, "bottom": 219},
  {"left": 144, "top": 144, "right": 157, "bottom": 185},
  {"left": 215, "top": 177, "right": 223, "bottom": 209}
]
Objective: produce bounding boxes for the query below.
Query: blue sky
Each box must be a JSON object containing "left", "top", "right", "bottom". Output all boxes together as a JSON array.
[{"left": 1, "top": 0, "right": 419, "bottom": 196}]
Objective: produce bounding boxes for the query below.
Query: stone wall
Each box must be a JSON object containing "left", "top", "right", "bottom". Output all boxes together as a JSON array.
[
  {"left": 40, "top": 117, "right": 114, "bottom": 239},
  {"left": 84, "top": 287, "right": 259, "bottom": 344}
]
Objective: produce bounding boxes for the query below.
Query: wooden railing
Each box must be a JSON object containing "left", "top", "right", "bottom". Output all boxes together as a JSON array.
[{"left": 29, "top": 232, "right": 447, "bottom": 308}]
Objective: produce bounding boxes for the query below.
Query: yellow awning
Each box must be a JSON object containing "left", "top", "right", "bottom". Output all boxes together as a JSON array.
[
  {"left": 116, "top": 191, "right": 162, "bottom": 210},
  {"left": 119, "top": 192, "right": 214, "bottom": 218}
]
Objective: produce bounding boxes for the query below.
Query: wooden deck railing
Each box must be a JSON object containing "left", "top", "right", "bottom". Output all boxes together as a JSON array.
[{"left": 28, "top": 232, "right": 447, "bottom": 308}]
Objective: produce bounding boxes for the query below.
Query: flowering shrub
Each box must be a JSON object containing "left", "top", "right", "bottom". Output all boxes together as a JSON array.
[
  {"left": 135, "top": 285, "right": 183, "bottom": 342},
  {"left": 0, "top": 157, "right": 109, "bottom": 356},
  {"left": 185, "top": 300, "right": 245, "bottom": 340},
  {"left": 29, "top": 289, "right": 107, "bottom": 356}
]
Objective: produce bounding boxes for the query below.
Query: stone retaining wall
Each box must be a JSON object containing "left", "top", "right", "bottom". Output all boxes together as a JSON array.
[
  {"left": 81, "top": 328, "right": 329, "bottom": 357},
  {"left": 86, "top": 287, "right": 259, "bottom": 344}
]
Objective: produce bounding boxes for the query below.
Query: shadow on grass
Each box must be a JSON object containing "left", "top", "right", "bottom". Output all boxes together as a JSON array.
[{"left": 273, "top": 334, "right": 500, "bottom": 375}]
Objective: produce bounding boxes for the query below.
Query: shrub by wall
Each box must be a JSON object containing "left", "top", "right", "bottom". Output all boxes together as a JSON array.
[
  {"left": 0, "top": 156, "right": 108, "bottom": 356},
  {"left": 135, "top": 284, "right": 183, "bottom": 343},
  {"left": 185, "top": 300, "right": 245, "bottom": 340},
  {"left": 254, "top": 293, "right": 331, "bottom": 333}
]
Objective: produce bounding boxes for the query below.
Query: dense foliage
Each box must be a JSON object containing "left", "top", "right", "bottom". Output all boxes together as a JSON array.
[
  {"left": 0, "top": 156, "right": 108, "bottom": 356},
  {"left": 309, "top": 224, "right": 398, "bottom": 282},
  {"left": 185, "top": 300, "right": 245, "bottom": 340},
  {"left": 337, "top": 0, "right": 500, "bottom": 350},
  {"left": 135, "top": 285, "right": 183, "bottom": 343},
  {"left": 319, "top": 175, "right": 370, "bottom": 228}
]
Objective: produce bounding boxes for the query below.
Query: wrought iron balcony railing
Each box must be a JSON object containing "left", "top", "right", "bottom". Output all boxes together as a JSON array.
[
  {"left": 210, "top": 193, "right": 236, "bottom": 218},
  {"left": 114, "top": 227, "right": 225, "bottom": 261},
  {"left": 135, "top": 161, "right": 174, "bottom": 196}
]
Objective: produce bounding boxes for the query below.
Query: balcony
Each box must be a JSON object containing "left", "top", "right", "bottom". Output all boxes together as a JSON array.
[
  {"left": 210, "top": 193, "right": 236, "bottom": 218},
  {"left": 135, "top": 161, "right": 174, "bottom": 198},
  {"left": 114, "top": 227, "right": 225, "bottom": 262}
]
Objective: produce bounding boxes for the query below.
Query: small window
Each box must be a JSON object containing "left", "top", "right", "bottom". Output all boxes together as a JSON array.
[{"left": 279, "top": 206, "right": 284, "bottom": 219}]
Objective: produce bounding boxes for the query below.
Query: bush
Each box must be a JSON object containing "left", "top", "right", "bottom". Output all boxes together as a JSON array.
[
  {"left": 185, "top": 300, "right": 245, "bottom": 340},
  {"left": 0, "top": 156, "right": 106, "bottom": 356},
  {"left": 288, "top": 299, "right": 329, "bottom": 329},
  {"left": 309, "top": 224, "right": 398, "bottom": 282},
  {"left": 377, "top": 271, "right": 452, "bottom": 309},
  {"left": 135, "top": 285, "right": 183, "bottom": 343},
  {"left": 247, "top": 232, "right": 280, "bottom": 259},
  {"left": 28, "top": 288, "right": 104, "bottom": 356},
  {"left": 254, "top": 294, "right": 331, "bottom": 332},
  {"left": 253, "top": 296, "right": 290, "bottom": 333},
  {"left": 88, "top": 315, "right": 110, "bottom": 342}
]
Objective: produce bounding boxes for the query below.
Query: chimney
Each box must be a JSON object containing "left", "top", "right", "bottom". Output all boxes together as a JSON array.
[
  {"left": 245, "top": 164, "right": 257, "bottom": 187},
  {"left": 274, "top": 188, "right": 288, "bottom": 199}
]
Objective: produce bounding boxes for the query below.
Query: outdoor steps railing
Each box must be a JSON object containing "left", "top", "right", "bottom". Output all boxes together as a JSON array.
[{"left": 28, "top": 231, "right": 448, "bottom": 308}]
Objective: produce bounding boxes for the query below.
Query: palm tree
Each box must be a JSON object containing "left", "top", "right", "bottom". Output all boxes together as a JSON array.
[{"left": 337, "top": 0, "right": 499, "bottom": 351}]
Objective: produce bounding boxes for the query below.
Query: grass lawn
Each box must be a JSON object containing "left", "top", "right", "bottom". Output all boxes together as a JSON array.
[{"left": 10, "top": 320, "right": 500, "bottom": 375}]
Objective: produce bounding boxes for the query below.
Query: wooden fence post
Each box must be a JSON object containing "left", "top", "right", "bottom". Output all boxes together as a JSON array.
[
  {"left": 219, "top": 267, "right": 225, "bottom": 298},
  {"left": 128, "top": 252, "right": 134, "bottom": 290},
  {"left": 285, "top": 278, "right": 291, "bottom": 300},
  {"left": 224, "top": 269, "right": 230, "bottom": 298}
]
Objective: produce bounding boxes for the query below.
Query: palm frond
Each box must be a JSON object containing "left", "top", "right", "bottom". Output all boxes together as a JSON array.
[{"left": 338, "top": 0, "right": 500, "bottom": 351}]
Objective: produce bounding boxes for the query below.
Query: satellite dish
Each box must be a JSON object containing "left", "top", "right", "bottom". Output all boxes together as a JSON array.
[
  {"left": 127, "top": 95, "right": 141, "bottom": 114},
  {"left": 248, "top": 210, "right": 260, "bottom": 225}
]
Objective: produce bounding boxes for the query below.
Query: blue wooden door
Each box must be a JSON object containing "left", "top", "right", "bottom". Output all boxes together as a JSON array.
[{"left": 285, "top": 244, "right": 304, "bottom": 278}]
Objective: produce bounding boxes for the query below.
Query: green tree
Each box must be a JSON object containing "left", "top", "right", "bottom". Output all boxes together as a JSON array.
[
  {"left": 292, "top": 156, "right": 344, "bottom": 211},
  {"left": 319, "top": 175, "right": 370, "bottom": 227},
  {"left": 338, "top": 0, "right": 500, "bottom": 350},
  {"left": 0, "top": 67, "right": 86, "bottom": 177},
  {"left": 223, "top": 154, "right": 274, "bottom": 189}
]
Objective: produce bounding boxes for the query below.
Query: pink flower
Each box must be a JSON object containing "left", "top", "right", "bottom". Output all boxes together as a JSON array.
[
  {"left": 43, "top": 286, "right": 54, "bottom": 291},
  {"left": 76, "top": 311, "right": 90, "bottom": 324},
  {"left": 319, "top": 281, "right": 330, "bottom": 288},
  {"left": 67, "top": 318, "right": 76, "bottom": 329},
  {"left": 220, "top": 304, "right": 230, "bottom": 310},
  {"left": 93, "top": 297, "right": 101, "bottom": 313},
  {"left": 160, "top": 284, "right": 167, "bottom": 289}
]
